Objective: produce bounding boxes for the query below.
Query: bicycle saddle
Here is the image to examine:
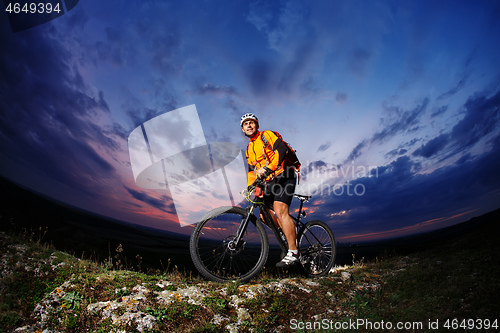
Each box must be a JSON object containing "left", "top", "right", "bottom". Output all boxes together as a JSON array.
[{"left": 294, "top": 194, "right": 312, "bottom": 201}]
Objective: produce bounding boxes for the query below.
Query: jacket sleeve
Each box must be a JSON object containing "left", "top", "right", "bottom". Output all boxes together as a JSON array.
[
  {"left": 247, "top": 163, "right": 256, "bottom": 187},
  {"left": 246, "top": 145, "right": 257, "bottom": 187},
  {"left": 262, "top": 131, "right": 288, "bottom": 172}
]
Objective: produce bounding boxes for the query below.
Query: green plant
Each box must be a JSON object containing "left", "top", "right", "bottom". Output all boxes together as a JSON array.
[
  {"left": 115, "top": 288, "right": 131, "bottom": 297},
  {"left": 97, "top": 318, "right": 113, "bottom": 333},
  {"left": 181, "top": 303, "right": 200, "bottom": 318},
  {"left": 145, "top": 307, "right": 173, "bottom": 322},
  {"left": 62, "top": 291, "right": 83, "bottom": 310},
  {"left": 269, "top": 294, "right": 291, "bottom": 314},
  {"left": 203, "top": 296, "right": 227, "bottom": 312},
  {"left": 226, "top": 280, "right": 243, "bottom": 295},
  {"left": 348, "top": 293, "right": 371, "bottom": 313},
  {"left": 191, "top": 322, "right": 219, "bottom": 333},
  {"left": 63, "top": 313, "right": 79, "bottom": 329},
  {"left": 243, "top": 297, "right": 263, "bottom": 312}
]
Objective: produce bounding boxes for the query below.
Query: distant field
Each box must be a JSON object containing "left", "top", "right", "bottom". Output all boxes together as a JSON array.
[{"left": 2, "top": 175, "right": 499, "bottom": 276}]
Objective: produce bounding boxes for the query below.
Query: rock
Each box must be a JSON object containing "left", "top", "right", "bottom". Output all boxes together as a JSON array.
[
  {"left": 340, "top": 271, "right": 352, "bottom": 282},
  {"left": 237, "top": 307, "right": 252, "bottom": 322},
  {"left": 225, "top": 323, "right": 239, "bottom": 333}
]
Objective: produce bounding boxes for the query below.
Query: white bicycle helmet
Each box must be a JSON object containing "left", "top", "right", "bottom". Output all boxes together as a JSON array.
[{"left": 240, "top": 113, "right": 259, "bottom": 126}]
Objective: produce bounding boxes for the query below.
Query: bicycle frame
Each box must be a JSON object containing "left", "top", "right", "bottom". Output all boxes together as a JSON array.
[
  {"left": 189, "top": 178, "right": 336, "bottom": 282},
  {"left": 234, "top": 194, "right": 310, "bottom": 254}
]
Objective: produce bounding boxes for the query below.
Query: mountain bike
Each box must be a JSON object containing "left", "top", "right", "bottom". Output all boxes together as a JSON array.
[{"left": 189, "top": 178, "right": 336, "bottom": 282}]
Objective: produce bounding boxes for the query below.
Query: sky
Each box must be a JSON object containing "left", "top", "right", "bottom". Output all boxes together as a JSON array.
[{"left": 1, "top": 0, "right": 500, "bottom": 243}]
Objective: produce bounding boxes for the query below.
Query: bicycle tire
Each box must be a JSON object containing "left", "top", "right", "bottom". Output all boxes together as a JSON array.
[
  {"left": 297, "top": 220, "right": 336, "bottom": 277},
  {"left": 189, "top": 206, "right": 269, "bottom": 282}
]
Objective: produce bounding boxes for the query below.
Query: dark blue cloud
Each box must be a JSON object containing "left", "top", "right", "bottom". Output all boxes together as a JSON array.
[
  {"left": 373, "top": 97, "right": 429, "bottom": 143},
  {"left": 437, "top": 78, "right": 467, "bottom": 100},
  {"left": 344, "top": 98, "right": 429, "bottom": 162},
  {"left": 0, "top": 23, "right": 119, "bottom": 199},
  {"left": 345, "top": 140, "right": 367, "bottom": 162},
  {"left": 244, "top": 38, "right": 318, "bottom": 98},
  {"left": 448, "top": 89, "right": 500, "bottom": 152},
  {"left": 123, "top": 79, "right": 181, "bottom": 128},
  {"left": 385, "top": 148, "right": 408, "bottom": 159},
  {"left": 430, "top": 105, "right": 448, "bottom": 118},
  {"left": 330, "top": 89, "right": 500, "bottom": 239},
  {"left": 317, "top": 142, "right": 331, "bottom": 152},
  {"left": 315, "top": 136, "right": 500, "bottom": 239},
  {"left": 124, "top": 186, "right": 175, "bottom": 214},
  {"left": 412, "top": 89, "right": 500, "bottom": 161},
  {"left": 304, "top": 160, "right": 327, "bottom": 175},
  {"left": 126, "top": 107, "right": 164, "bottom": 129},
  {"left": 194, "top": 83, "right": 238, "bottom": 96},
  {"left": 412, "top": 134, "right": 449, "bottom": 158}
]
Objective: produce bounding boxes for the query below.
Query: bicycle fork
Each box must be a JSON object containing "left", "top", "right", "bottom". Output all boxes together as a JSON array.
[{"left": 229, "top": 204, "right": 256, "bottom": 252}]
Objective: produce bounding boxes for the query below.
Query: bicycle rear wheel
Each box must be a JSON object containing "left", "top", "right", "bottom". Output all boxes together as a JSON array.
[
  {"left": 189, "top": 206, "right": 269, "bottom": 282},
  {"left": 297, "top": 220, "right": 336, "bottom": 277}
]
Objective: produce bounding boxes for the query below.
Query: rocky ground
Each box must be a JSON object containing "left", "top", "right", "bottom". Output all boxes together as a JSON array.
[
  {"left": 1, "top": 230, "right": 404, "bottom": 333},
  {"left": 3, "top": 208, "right": 499, "bottom": 332}
]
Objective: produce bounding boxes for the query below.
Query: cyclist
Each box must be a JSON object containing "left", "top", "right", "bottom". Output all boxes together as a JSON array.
[{"left": 241, "top": 113, "right": 299, "bottom": 267}]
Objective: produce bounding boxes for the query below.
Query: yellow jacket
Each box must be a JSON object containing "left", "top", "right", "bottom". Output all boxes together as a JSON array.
[{"left": 246, "top": 130, "right": 289, "bottom": 186}]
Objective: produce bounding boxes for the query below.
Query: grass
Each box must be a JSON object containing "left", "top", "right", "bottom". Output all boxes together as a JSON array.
[
  {"left": 364, "top": 225, "right": 500, "bottom": 325},
  {"left": 1, "top": 213, "right": 499, "bottom": 332}
]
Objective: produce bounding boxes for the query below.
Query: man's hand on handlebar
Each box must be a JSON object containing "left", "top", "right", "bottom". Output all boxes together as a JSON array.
[
  {"left": 256, "top": 166, "right": 272, "bottom": 179},
  {"left": 247, "top": 177, "right": 264, "bottom": 191},
  {"left": 244, "top": 168, "right": 273, "bottom": 199}
]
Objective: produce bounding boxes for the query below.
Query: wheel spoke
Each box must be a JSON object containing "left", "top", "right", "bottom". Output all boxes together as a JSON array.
[
  {"left": 190, "top": 207, "right": 269, "bottom": 282},
  {"left": 298, "top": 221, "right": 336, "bottom": 277}
]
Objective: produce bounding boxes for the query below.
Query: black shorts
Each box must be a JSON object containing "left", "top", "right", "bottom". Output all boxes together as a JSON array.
[{"left": 263, "top": 169, "right": 297, "bottom": 208}]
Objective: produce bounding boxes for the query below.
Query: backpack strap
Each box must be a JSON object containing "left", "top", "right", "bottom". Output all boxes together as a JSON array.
[
  {"left": 260, "top": 132, "right": 269, "bottom": 167},
  {"left": 261, "top": 131, "right": 270, "bottom": 148},
  {"left": 261, "top": 131, "right": 281, "bottom": 149}
]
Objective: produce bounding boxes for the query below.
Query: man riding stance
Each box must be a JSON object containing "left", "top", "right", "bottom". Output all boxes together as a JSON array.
[{"left": 241, "top": 113, "right": 299, "bottom": 267}]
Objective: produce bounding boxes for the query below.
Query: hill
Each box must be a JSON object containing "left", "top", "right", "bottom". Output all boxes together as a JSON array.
[
  {"left": 0, "top": 176, "right": 195, "bottom": 273},
  {"left": 1, "top": 205, "right": 499, "bottom": 331}
]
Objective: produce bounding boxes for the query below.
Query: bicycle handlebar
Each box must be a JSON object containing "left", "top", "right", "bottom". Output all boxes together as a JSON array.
[{"left": 247, "top": 177, "right": 266, "bottom": 193}]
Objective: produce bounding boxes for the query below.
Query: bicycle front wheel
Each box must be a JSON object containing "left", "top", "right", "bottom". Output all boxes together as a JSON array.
[
  {"left": 297, "top": 220, "right": 336, "bottom": 277},
  {"left": 189, "top": 206, "right": 269, "bottom": 282}
]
